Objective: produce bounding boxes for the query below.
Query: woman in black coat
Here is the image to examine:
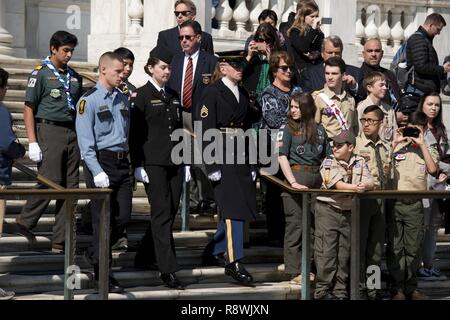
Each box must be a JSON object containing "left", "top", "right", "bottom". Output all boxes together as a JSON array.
[
  {"left": 196, "top": 55, "right": 257, "bottom": 285},
  {"left": 129, "top": 46, "right": 185, "bottom": 290}
]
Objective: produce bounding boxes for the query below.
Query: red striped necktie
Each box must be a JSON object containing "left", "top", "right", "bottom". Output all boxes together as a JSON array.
[{"left": 183, "top": 57, "right": 193, "bottom": 109}]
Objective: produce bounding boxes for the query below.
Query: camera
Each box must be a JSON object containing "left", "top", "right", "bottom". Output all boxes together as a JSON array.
[
  {"left": 254, "top": 42, "right": 267, "bottom": 52},
  {"left": 403, "top": 127, "right": 420, "bottom": 138}
]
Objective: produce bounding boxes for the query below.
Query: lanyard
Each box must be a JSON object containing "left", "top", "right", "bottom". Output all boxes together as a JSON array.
[{"left": 43, "top": 57, "right": 73, "bottom": 110}]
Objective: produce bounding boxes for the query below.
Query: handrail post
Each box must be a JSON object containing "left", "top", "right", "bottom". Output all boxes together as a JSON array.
[
  {"left": 181, "top": 179, "right": 190, "bottom": 231},
  {"left": 64, "top": 197, "right": 75, "bottom": 300},
  {"left": 350, "top": 195, "right": 361, "bottom": 300},
  {"left": 98, "top": 194, "right": 110, "bottom": 300},
  {"left": 301, "top": 192, "right": 311, "bottom": 300}
]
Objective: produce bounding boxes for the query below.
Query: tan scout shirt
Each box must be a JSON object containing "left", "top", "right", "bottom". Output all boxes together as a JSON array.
[
  {"left": 313, "top": 86, "right": 357, "bottom": 139},
  {"left": 354, "top": 134, "right": 392, "bottom": 190},
  {"left": 393, "top": 140, "right": 440, "bottom": 191},
  {"left": 357, "top": 97, "right": 397, "bottom": 143},
  {"left": 317, "top": 154, "right": 374, "bottom": 211}
]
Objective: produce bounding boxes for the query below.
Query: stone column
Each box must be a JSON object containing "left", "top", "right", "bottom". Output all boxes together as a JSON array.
[
  {"left": 0, "top": 0, "right": 14, "bottom": 57},
  {"left": 87, "top": 0, "right": 127, "bottom": 64}
]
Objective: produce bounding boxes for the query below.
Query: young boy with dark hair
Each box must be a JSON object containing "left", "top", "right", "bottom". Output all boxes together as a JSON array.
[
  {"left": 113, "top": 47, "right": 136, "bottom": 96},
  {"left": 314, "top": 130, "right": 374, "bottom": 300},
  {"left": 387, "top": 112, "right": 439, "bottom": 300},
  {"left": 0, "top": 67, "right": 25, "bottom": 300}
]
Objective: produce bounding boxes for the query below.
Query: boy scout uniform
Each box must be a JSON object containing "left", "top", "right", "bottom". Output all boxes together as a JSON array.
[
  {"left": 75, "top": 83, "right": 132, "bottom": 281},
  {"left": 356, "top": 97, "right": 397, "bottom": 143},
  {"left": 313, "top": 85, "right": 358, "bottom": 139},
  {"left": 387, "top": 138, "right": 439, "bottom": 297},
  {"left": 278, "top": 124, "right": 331, "bottom": 276},
  {"left": 16, "top": 62, "right": 82, "bottom": 247},
  {"left": 354, "top": 134, "right": 392, "bottom": 298},
  {"left": 314, "top": 133, "right": 373, "bottom": 300}
]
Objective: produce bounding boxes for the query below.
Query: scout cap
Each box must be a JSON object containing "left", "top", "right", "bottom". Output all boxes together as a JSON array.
[
  {"left": 331, "top": 130, "right": 356, "bottom": 145},
  {"left": 216, "top": 50, "right": 245, "bottom": 69},
  {"left": 149, "top": 45, "right": 173, "bottom": 65}
]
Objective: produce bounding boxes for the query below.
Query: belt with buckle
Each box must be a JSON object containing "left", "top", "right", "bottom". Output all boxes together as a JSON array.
[
  {"left": 219, "top": 127, "right": 242, "bottom": 134},
  {"left": 98, "top": 149, "right": 128, "bottom": 160},
  {"left": 290, "top": 165, "right": 320, "bottom": 173},
  {"left": 318, "top": 201, "right": 351, "bottom": 214},
  {"left": 36, "top": 118, "right": 74, "bottom": 129}
]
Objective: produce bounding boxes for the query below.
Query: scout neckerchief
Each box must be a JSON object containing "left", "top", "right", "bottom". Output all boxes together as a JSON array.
[
  {"left": 318, "top": 92, "right": 349, "bottom": 131},
  {"left": 43, "top": 56, "right": 73, "bottom": 110}
]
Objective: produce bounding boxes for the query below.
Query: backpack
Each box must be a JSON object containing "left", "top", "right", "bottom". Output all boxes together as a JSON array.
[{"left": 390, "top": 31, "right": 426, "bottom": 90}]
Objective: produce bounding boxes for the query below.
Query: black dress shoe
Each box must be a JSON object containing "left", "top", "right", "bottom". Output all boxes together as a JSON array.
[
  {"left": 160, "top": 273, "right": 185, "bottom": 290},
  {"left": 224, "top": 261, "right": 254, "bottom": 286},
  {"left": 94, "top": 276, "right": 124, "bottom": 294},
  {"left": 16, "top": 223, "right": 36, "bottom": 243},
  {"left": 202, "top": 253, "right": 226, "bottom": 267}
]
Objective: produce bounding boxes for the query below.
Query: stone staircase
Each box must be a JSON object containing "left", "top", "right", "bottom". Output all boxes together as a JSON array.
[{"left": 1, "top": 57, "right": 450, "bottom": 300}]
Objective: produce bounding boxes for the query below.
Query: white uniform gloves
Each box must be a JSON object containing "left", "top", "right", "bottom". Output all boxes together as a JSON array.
[
  {"left": 252, "top": 171, "right": 257, "bottom": 182},
  {"left": 134, "top": 167, "right": 149, "bottom": 183},
  {"left": 185, "top": 166, "right": 191, "bottom": 183},
  {"left": 28, "top": 142, "right": 42, "bottom": 162},
  {"left": 208, "top": 170, "right": 222, "bottom": 182},
  {"left": 94, "top": 172, "right": 110, "bottom": 188}
]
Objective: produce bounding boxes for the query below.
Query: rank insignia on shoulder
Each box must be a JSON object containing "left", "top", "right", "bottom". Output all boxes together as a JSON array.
[
  {"left": 78, "top": 99, "right": 86, "bottom": 115},
  {"left": 323, "top": 159, "right": 333, "bottom": 168},
  {"left": 201, "top": 105, "right": 209, "bottom": 118},
  {"left": 34, "top": 65, "right": 43, "bottom": 70}
]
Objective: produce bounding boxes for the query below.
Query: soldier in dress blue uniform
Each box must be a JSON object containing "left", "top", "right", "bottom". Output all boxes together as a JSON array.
[
  {"left": 76, "top": 52, "right": 131, "bottom": 293},
  {"left": 129, "top": 46, "right": 185, "bottom": 290},
  {"left": 197, "top": 53, "right": 258, "bottom": 285}
]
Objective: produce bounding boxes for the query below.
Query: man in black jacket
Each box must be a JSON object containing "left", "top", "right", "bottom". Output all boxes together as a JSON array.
[
  {"left": 358, "top": 38, "right": 400, "bottom": 108},
  {"left": 157, "top": 0, "right": 214, "bottom": 56},
  {"left": 406, "top": 13, "right": 450, "bottom": 96}
]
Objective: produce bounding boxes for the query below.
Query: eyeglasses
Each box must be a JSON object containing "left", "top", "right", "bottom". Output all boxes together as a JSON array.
[
  {"left": 254, "top": 37, "right": 275, "bottom": 44},
  {"left": 178, "top": 35, "right": 196, "bottom": 41},
  {"left": 174, "top": 10, "right": 192, "bottom": 17},
  {"left": 278, "top": 65, "right": 294, "bottom": 72},
  {"left": 359, "top": 118, "right": 382, "bottom": 126}
]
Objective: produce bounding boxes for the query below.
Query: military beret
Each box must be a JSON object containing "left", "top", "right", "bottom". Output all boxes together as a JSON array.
[{"left": 149, "top": 46, "right": 173, "bottom": 65}]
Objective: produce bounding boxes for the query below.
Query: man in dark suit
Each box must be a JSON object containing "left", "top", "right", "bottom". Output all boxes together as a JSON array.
[
  {"left": 300, "top": 36, "right": 362, "bottom": 100},
  {"left": 167, "top": 20, "right": 218, "bottom": 214},
  {"left": 157, "top": 0, "right": 214, "bottom": 56},
  {"left": 358, "top": 38, "right": 400, "bottom": 108}
]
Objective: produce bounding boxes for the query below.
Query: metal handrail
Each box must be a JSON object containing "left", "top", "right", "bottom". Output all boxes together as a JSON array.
[
  {"left": 2, "top": 163, "right": 112, "bottom": 300},
  {"left": 260, "top": 171, "right": 450, "bottom": 300}
]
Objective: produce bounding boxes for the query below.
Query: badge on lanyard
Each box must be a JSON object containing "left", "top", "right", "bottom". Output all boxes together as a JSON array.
[{"left": 42, "top": 57, "right": 73, "bottom": 110}]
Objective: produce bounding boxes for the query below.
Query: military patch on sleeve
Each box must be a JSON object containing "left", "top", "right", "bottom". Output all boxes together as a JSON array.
[
  {"left": 78, "top": 100, "right": 86, "bottom": 115},
  {"left": 323, "top": 158, "right": 333, "bottom": 168},
  {"left": 200, "top": 105, "right": 209, "bottom": 118},
  {"left": 27, "top": 78, "right": 37, "bottom": 88}
]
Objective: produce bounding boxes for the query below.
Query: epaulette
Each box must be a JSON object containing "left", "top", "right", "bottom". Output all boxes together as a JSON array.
[
  {"left": 34, "top": 65, "right": 44, "bottom": 70},
  {"left": 82, "top": 87, "right": 97, "bottom": 98}
]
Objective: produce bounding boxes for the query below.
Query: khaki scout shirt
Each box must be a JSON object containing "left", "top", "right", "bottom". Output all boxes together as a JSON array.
[
  {"left": 354, "top": 134, "right": 392, "bottom": 190},
  {"left": 393, "top": 139, "right": 439, "bottom": 191},
  {"left": 317, "top": 154, "right": 374, "bottom": 211},
  {"left": 313, "top": 86, "right": 357, "bottom": 139},
  {"left": 357, "top": 97, "right": 397, "bottom": 143}
]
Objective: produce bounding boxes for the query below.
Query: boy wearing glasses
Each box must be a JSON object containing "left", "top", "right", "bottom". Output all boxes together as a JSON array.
[
  {"left": 357, "top": 72, "right": 397, "bottom": 143},
  {"left": 314, "top": 130, "right": 374, "bottom": 300},
  {"left": 354, "top": 105, "right": 392, "bottom": 299},
  {"left": 157, "top": 0, "right": 214, "bottom": 55}
]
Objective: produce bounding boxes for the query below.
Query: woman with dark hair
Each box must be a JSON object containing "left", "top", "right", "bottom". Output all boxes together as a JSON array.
[
  {"left": 413, "top": 93, "right": 449, "bottom": 280},
  {"left": 244, "top": 9, "right": 286, "bottom": 51},
  {"left": 278, "top": 92, "right": 330, "bottom": 285},
  {"left": 259, "top": 51, "right": 301, "bottom": 247},
  {"left": 287, "top": 0, "right": 324, "bottom": 73},
  {"left": 129, "top": 46, "right": 185, "bottom": 289}
]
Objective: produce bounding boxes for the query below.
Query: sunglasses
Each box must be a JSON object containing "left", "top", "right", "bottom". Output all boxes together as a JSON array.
[
  {"left": 254, "top": 37, "right": 275, "bottom": 44},
  {"left": 174, "top": 10, "right": 192, "bottom": 17},
  {"left": 178, "top": 35, "right": 196, "bottom": 41},
  {"left": 278, "top": 65, "right": 294, "bottom": 72}
]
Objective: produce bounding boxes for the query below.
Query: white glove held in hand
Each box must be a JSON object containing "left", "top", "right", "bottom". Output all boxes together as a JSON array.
[
  {"left": 185, "top": 166, "right": 191, "bottom": 183},
  {"left": 251, "top": 171, "right": 257, "bottom": 182},
  {"left": 208, "top": 170, "right": 222, "bottom": 182},
  {"left": 94, "top": 172, "right": 110, "bottom": 188},
  {"left": 134, "top": 167, "right": 149, "bottom": 183},
  {"left": 28, "top": 142, "right": 42, "bottom": 162}
]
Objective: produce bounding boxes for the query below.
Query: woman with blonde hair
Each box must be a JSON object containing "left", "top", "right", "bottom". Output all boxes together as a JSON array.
[{"left": 287, "top": 0, "right": 324, "bottom": 73}]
